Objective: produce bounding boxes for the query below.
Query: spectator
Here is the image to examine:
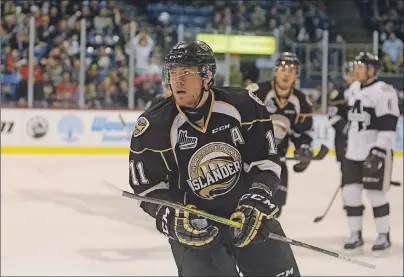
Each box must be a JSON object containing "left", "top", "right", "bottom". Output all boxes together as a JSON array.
[
  {"left": 93, "top": 8, "right": 114, "bottom": 35},
  {"left": 9, "top": 30, "right": 29, "bottom": 57},
  {"left": 20, "top": 58, "right": 42, "bottom": 82},
  {"left": 45, "top": 55, "right": 64, "bottom": 85},
  {"left": 206, "top": 12, "right": 226, "bottom": 33},
  {"left": 135, "top": 80, "right": 159, "bottom": 109},
  {"left": 229, "top": 65, "right": 243, "bottom": 87},
  {"left": 114, "top": 46, "right": 128, "bottom": 69},
  {"left": 147, "top": 56, "right": 161, "bottom": 76},
  {"left": 382, "top": 32, "right": 404, "bottom": 73},
  {"left": 55, "top": 71, "right": 78, "bottom": 107},
  {"left": 250, "top": 5, "right": 266, "bottom": 31},
  {"left": 132, "top": 30, "right": 154, "bottom": 75},
  {"left": 34, "top": 72, "right": 56, "bottom": 107},
  {"left": 223, "top": 7, "right": 233, "bottom": 27}
]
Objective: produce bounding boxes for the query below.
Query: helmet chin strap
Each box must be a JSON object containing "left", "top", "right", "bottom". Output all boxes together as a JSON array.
[{"left": 192, "top": 79, "right": 208, "bottom": 109}]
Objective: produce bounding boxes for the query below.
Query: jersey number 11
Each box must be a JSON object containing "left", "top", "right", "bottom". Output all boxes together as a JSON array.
[{"left": 129, "top": 161, "right": 149, "bottom": 186}]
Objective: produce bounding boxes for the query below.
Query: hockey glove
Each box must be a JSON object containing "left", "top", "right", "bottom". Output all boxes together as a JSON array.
[
  {"left": 230, "top": 183, "right": 279, "bottom": 248},
  {"left": 155, "top": 204, "right": 219, "bottom": 248},
  {"left": 363, "top": 147, "right": 387, "bottom": 175},
  {"left": 293, "top": 144, "right": 313, "bottom": 173}
]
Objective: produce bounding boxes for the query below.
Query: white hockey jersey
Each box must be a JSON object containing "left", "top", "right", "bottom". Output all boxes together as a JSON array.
[{"left": 345, "top": 80, "right": 400, "bottom": 161}]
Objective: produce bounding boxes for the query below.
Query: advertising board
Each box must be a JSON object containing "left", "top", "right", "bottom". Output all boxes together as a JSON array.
[
  {"left": 0, "top": 109, "right": 402, "bottom": 155},
  {"left": 195, "top": 33, "right": 276, "bottom": 55}
]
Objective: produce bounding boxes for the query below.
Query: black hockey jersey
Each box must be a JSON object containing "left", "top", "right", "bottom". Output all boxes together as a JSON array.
[
  {"left": 328, "top": 82, "right": 349, "bottom": 129},
  {"left": 328, "top": 81, "right": 349, "bottom": 162},
  {"left": 247, "top": 81, "right": 313, "bottom": 157},
  {"left": 129, "top": 87, "right": 281, "bottom": 219}
]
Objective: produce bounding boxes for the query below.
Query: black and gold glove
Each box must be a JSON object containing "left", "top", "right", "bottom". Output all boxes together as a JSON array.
[
  {"left": 230, "top": 183, "right": 279, "bottom": 247},
  {"left": 156, "top": 204, "right": 219, "bottom": 247}
]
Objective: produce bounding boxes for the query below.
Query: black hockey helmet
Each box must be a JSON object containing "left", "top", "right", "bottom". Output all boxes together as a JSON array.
[
  {"left": 163, "top": 40, "right": 217, "bottom": 86},
  {"left": 343, "top": 60, "right": 355, "bottom": 74},
  {"left": 354, "top": 52, "right": 381, "bottom": 75},
  {"left": 275, "top": 52, "right": 300, "bottom": 76}
]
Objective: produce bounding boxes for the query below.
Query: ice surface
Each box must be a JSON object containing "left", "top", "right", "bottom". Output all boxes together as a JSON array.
[{"left": 1, "top": 155, "right": 403, "bottom": 276}]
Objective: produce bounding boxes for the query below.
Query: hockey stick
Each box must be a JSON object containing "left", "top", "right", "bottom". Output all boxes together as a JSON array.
[
  {"left": 118, "top": 114, "right": 133, "bottom": 139},
  {"left": 281, "top": 144, "right": 330, "bottom": 162},
  {"left": 391, "top": 180, "right": 401, "bottom": 187},
  {"left": 103, "top": 181, "right": 375, "bottom": 269},
  {"left": 314, "top": 179, "right": 401, "bottom": 223},
  {"left": 313, "top": 185, "right": 341, "bottom": 223}
]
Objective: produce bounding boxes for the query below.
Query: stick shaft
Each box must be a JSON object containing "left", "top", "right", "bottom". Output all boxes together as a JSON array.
[
  {"left": 104, "top": 181, "right": 375, "bottom": 269},
  {"left": 317, "top": 185, "right": 340, "bottom": 219}
]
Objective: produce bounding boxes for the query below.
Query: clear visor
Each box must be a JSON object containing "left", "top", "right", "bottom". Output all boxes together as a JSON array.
[{"left": 163, "top": 64, "right": 203, "bottom": 84}]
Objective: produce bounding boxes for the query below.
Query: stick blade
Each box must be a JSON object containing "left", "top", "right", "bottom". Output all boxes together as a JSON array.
[
  {"left": 314, "top": 144, "right": 329, "bottom": 160},
  {"left": 313, "top": 216, "right": 323, "bottom": 223}
]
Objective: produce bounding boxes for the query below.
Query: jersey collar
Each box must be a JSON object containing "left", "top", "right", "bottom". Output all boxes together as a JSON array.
[{"left": 175, "top": 90, "right": 215, "bottom": 133}]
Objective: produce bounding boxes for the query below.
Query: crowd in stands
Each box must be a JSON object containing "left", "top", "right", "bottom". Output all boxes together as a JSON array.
[
  {"left": 1, "top": 0, "right": 164, "bottom": 109},
  {"left": 1, "top": 0, "right": 400, "bottom": 110},
  {"left": 357, "top": 0, "right": 403, "bottom": 74}
]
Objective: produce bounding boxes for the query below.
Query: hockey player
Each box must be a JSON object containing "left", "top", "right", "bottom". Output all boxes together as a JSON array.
[
  {"left": 342, "top": 52, "right": 400, "bottom": 253},
  {"left": 128, "top": 41, "right": 300, "bottom": 276},
  {"left": 246, "top": 52, "right": 314, "bottom": 217},
  {"left": 328, "top": 61, "right": 356, "bottom": 168}
]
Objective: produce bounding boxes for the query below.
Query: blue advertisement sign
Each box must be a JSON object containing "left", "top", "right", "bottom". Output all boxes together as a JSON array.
[
  {"left": 91, "top": 116, "right": 135, "bottom": 142},
  {"left": 57, "top": 114, "right": 84, "bottom": 143}
]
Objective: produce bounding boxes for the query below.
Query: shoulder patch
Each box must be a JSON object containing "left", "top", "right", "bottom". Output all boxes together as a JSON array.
[
  {"left": 329, "top": 89, "right": 339, "bottom": 100},
  {"left": 305, "top": 94, "right": 313, "bottom": 106},
  {"left": 133, "top": 117, "right": 150, "bottom": 137},
  {"left": 248, "top": 90, "right": 265, "bottom": 106},
  {"left": 246, "top": 83, "right": 259, "bottom": 93}
]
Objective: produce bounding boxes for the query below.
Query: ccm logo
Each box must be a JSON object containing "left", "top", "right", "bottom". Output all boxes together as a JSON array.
[{"left": 212, "top": 124, "right": 230, "bottom": 134}]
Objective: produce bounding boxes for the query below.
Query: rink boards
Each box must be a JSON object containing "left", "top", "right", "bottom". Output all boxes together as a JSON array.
[{"left": 1, "top": 108, "right": 403, "bottom": 156}]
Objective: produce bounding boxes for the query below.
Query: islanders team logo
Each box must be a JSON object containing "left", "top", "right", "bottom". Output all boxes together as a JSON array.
[{"left": 186, "top": 142, "right": 242, "bottom": 200}]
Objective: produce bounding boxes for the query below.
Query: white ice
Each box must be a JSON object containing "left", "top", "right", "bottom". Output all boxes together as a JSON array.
[{"left": 1, "top": 155, "right": 403, "bottom": 276}]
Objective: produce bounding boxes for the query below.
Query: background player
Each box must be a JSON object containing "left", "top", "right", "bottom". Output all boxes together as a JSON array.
[
  {"left": 129, "top": 41, "right": 300, "bottom": 276},
  {"left": 247, "top": 52, "right": 314, "bottom": 217},
  {"left": 328, "top": 61, "right": 356, "bottom": 169},
  {"left": 342, "top": 52, "right": 400, "bottom": 253}
]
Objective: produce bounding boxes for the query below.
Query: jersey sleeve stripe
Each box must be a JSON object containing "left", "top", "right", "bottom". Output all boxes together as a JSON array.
[
  {"left": 213, "top": 101, "right": 242, "bottom": 123},
  {"left": 130, "top": 147, "right": 172, "bottom": 154},
  {"left": 376, "top": 114, "right": 399, "bottom": 131},
  {"left": 160, "top": 152, "right": 171, "bottom": 171},
  {"left": 241, "top": 118, "right": 272, "bottom": 126},
  {"left": 243, "top": 160, "right": 281, "bottom": 179},
  {"left": 138, "top": 181, "right": 169, "bottom": 197}
]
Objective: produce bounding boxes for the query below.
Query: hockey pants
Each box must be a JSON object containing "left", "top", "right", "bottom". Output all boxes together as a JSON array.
[{"left": 169, "top": 219, "right": 300, "bottom": 276}]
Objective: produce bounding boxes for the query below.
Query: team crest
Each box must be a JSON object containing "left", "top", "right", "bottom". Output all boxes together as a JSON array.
[
  {"left": 265, "top": 98, "right": 277, "bottom": 113},
  {"left": 187, "top": 142, "right": 242, "bottom": 200},
  {"left": 248, "top": 90, "right": 264, "bottom": 106},
  {"left": 133, "top": 117, "right": 150, "bottom": 137}
]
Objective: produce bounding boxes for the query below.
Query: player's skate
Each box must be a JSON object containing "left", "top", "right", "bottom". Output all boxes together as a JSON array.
[
  {"left": 372, "top": 232, "right": 391, "bottom": 256},
  {"left": 344, "top": 231, "right": 364, "bottom": 254}
]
